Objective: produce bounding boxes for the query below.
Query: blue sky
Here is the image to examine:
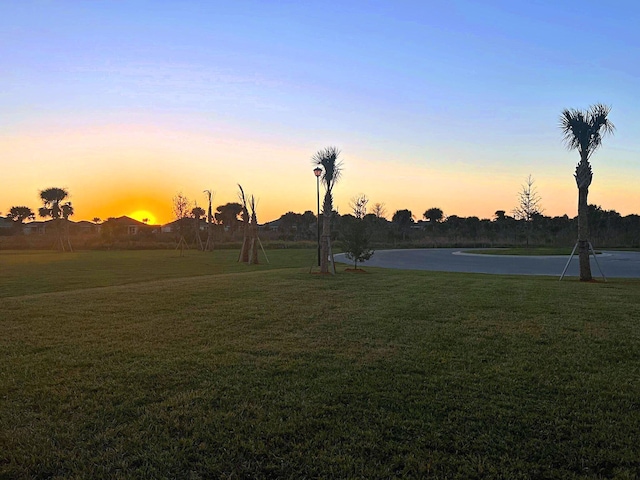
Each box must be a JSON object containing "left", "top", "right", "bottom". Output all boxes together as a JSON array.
[{"left": 1, "top": 0, "right": 638, "bottom": 223}]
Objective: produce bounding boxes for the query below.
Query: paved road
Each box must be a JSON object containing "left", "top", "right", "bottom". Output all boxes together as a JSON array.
[{"left": 334, "top": 248, "right": 640, "bottom": 278}]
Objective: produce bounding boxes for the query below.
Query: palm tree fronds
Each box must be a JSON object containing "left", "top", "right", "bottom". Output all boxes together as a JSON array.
[
  {"left": 312, "top": 146, "right": 343, "bottom": 190},
  {"left": 249, "top": 195, "right": 256, "bottom": 215},
  {"left": 559, "top": 104, "right": 614, "bottom": 158},
  {"left": 237, "top": 184, "right": 247, "bottom": 207}
]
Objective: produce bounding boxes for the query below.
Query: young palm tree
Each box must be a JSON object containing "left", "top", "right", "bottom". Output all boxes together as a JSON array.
[
  {"left": 203, "top": 189, "right": 215, "bottom": 251},
  {"left": 248, "top": 195, "right": 259, "bottom": 265},
  {"left": 560, "top": 104, "right": 614, "bottom": 281},
  {"left": 312, "top": 146, "right": 342, "bottom": 274},
  {"left": 238, "top": 184, "right": 250, "bottom": 263}
]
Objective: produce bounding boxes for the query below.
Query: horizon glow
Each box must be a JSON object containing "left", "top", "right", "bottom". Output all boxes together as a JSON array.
[{"left": 2, "top": 1, "right": 639, "bottom": 225}]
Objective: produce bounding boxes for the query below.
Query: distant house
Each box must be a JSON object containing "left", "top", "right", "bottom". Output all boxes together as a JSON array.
[
  {"left": 23, "top": 220, "right": 52, "bottom": 235},
  {"left": 0, "top": 216, "right": 13, "bottom": 233},
  {"left": 162, "top": 218, "right": 205, "bottom": 233},
  {"left": 161, "top": 219, "right": 180, "bottom": 233},
  {"left": 72, "top": 220, "right": 101, "bottom": 235},
  {"left": 411, "top": 220, "right": 428, "bottom": 230},
  {"left": 103, "top": 216, "right": 149, "bottom": 235},
  {"left": 259, "top": 219, "right": 281, "bottom": 232}
]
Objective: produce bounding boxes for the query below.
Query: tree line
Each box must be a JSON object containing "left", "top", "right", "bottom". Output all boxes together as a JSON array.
[
  {"left": 270, "top": 203, "right": 640, "bottom": 249},
  {"left": 1, "top": 104, "right": 629, "bottom": 280}
]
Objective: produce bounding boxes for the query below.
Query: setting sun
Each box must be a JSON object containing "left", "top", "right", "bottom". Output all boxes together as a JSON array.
[{"left": 129, "top": 210, "right": 158, "bottom": 225}]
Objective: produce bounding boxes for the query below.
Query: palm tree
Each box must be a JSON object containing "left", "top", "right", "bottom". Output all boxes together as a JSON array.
[
  {"left": 423, "top": 207, "right": 444, "bottom": 223},
  {"left": 7, "top": 206, "right": 35, "bottom": 223},
  {"left": 203, "top": 189, "right": 215, "bottom": 251},
  {"left": 38, "top": 187, "right": 72, "bottom": 251},
  {"left": 312, "top": 147, "right": 342, "bottom": 273},
  {"left": 248, "top": 195, "right": 260, "bottom": 265},
  {"left": 560, "top": 104, "right": 614, "bottom": 281},
  {"left": 392, "top": 209, "right": 413, "bottom": 242},
  {"left": 191, "top": 206, "right": 205, "bottom": 250},
  {"left": 39, "top": 187, "right": 69, "bottom": 220},
  {"left": 7, "top": 206, "right": 35, "bottom": 234},
  {"left": 60, "top": 202, "right": 73, "bottom": 220},
  {"left": 238, "top": 184, "right": 250, "bottom": 262}
]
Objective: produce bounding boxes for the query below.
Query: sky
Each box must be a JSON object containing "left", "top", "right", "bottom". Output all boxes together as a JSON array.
[{"left": 1, "top": 0, "right": 639, "bottom": 225}]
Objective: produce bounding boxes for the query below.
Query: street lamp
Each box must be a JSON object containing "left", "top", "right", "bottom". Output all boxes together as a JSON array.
[{"left": 313, "top": 166, "right": 322, "bottom": 267}]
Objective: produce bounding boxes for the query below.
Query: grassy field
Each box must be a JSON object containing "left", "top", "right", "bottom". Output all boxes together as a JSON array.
[
  {"left": 2, "top": 250, "right": 640, "bottom": 479},
  {"left": 463, "top": 247, "right": 590, "bottom": 256}
]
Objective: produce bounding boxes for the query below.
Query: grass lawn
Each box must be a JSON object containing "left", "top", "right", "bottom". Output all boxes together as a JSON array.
[
  {"left": 465, "top": 247, "right": 596, "bottom": 256},
  {"left": 2, "top": 249, "right": 640, "bottom": 478}
]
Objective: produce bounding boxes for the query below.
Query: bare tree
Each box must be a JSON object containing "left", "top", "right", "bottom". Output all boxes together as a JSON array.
[
  {"left": 513, "top": 175, "right": 543, "bottom": 247},
  {"left": 173, "top": 193, "right": 190, "bottom": 220},
  {"left": 371, "top": 202, "right": 387, "bottom": 220},
  {"left": 172, "top": 192, "right": 191, "bottom": 255},
  {"left": 349, "top": 194, "right": 369, "bottom": 220},
  {"left": 513, "top": 175, "right": 543, "bottom": 222},
  {"left": 343, "top": 194, "right": 374, "bottom": 269}
]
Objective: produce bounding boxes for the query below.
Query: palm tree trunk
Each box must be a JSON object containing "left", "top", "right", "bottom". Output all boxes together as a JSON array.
[
  {"left": 320, "top": 219, "right": 330, "bottom": 273},
  {"left": 239, "top": 214, "right": 250, "bottom": 263},
  {"left": 577, "top": 186, "right": 592, "bottom": 281},
  {"left": 207, "top": 223, "right": 214, "bottom": 251},
  {"left": 249, "top": 225, "right": 259, "bottom": 265},
  {"left": 320, "top": 192, "right": 332, "bottom": 273}
]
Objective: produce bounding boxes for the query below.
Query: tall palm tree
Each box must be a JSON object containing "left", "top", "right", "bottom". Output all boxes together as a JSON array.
[
  {"left": 39, "top": 187, "right": 72, "bottom": 251},
  {"left": 560, "top": 104, "right": 614, "bottom": 281},
  {"left": 191, "top": 206, "right": 205, "bottom": 250},
  {"left": 312, "top": 147, "right": 342, "bottom": 273},
  {"left": 39, "top": 187, "right": 69, "bottom": 220}
]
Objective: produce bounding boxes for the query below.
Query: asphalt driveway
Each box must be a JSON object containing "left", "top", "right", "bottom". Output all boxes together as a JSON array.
[{"left": 334, "top": 248, "right": 640, "bottom": 278}]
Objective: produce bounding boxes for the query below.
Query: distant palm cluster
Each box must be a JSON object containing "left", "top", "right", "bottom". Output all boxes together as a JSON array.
[{"left": 3, "top": 190, "right": 638, "bottom": 252}]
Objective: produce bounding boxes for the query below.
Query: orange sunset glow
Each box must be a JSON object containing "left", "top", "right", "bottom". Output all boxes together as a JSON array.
[
  {"left": 129, "top": 210, "right": 158, "bottom": 225},
  {"left": 1, "top": 1, "right": 639, "bottom": 226}
]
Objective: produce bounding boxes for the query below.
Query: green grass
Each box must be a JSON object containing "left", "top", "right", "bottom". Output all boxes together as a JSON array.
[
  {"left": 0, "top": 249, "right": 314, "bottom": 298},
  {"left": 465, "top": 247, "right": 597, "bottom": 256},
  {"left": 2, "top": 250, "right": 640, "bottom": 478}
]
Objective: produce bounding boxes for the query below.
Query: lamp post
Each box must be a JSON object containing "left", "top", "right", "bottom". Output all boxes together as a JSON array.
[{"left": 313, "top": 166, "right": 322, "bottom": 266}]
